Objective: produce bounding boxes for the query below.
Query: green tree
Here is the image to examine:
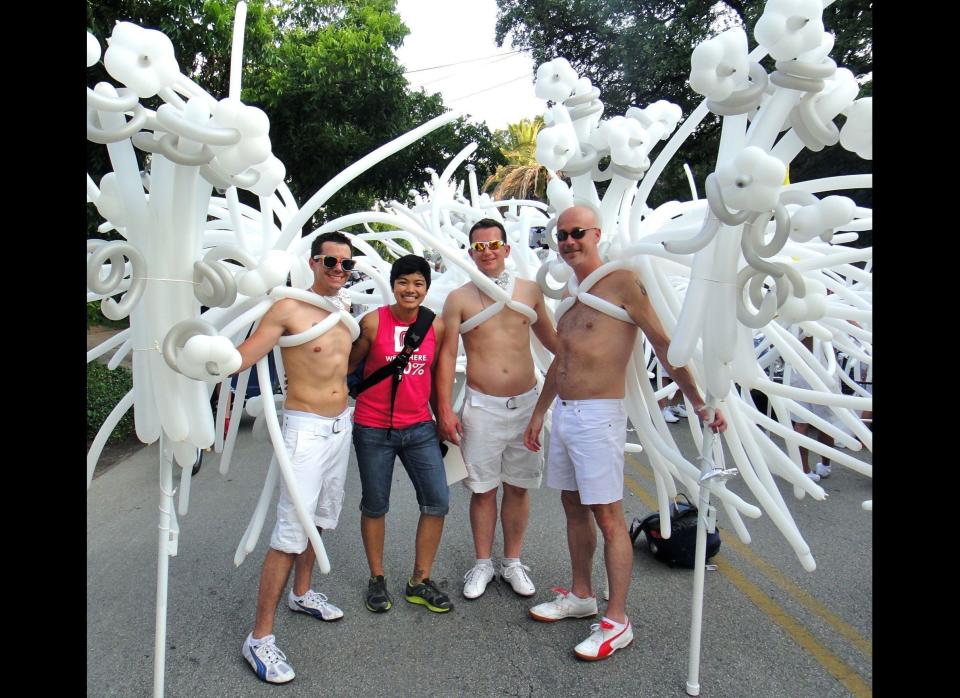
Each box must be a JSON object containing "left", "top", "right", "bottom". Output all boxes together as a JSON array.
[
  {"left": 86, "top": 1, "right": 503, "bottom": 236},
  {"left": 494, "top": 0, "right": 872, "bottom": 219},
  {"left": 483, "top": 116, "right": 549, "bottom": 201}
]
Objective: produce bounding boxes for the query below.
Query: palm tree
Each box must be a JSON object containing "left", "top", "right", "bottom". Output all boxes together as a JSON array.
[{"left": 483, "top": 116, "right": 550, "bottom": 201}]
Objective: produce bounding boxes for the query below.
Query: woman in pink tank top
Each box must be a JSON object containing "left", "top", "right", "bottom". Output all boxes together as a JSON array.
[{"left": 347, "top": 255, "right": 454, "bottom": 615}]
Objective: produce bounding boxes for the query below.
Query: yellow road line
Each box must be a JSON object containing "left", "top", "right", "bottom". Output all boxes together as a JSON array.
[
  {"left": 624, "top": 453, "right": 871, "bottom": 659},
  {"left": 715, "top": 560, "right": 872, "bottom": 697},
  {"left": 622, "top": 466, "right": 872, "bottom": 695}
]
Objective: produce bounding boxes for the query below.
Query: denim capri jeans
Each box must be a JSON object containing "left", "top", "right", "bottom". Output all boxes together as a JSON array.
[{"left": 353, "top": 420, "right": 450, "bottom": 517}]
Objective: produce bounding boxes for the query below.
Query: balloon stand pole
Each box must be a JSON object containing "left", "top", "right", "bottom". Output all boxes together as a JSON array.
[
  {"left": 686, "top": 427, "right": 718, "bottom": 697},
  {"left": 153, "top": 436, "right": 175, "bottom": 698}
]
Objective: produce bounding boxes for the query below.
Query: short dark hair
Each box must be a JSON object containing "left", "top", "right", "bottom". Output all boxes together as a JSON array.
[
  {"left": 468, "top": 218, "right": 507, "bottom": 243},
  {"left": 390, "top": 254, "right": 431, "bottom": 289},
  {"left": 311, "top": 231, "right": 353, "bottom": 258}
]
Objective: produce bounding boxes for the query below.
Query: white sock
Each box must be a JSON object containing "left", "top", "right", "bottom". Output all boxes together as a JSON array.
[
  {"left": 476, "top": 558, "right": 493, "bottom": 568},
  {"left": 502, "top": 557, "right": 520, "bottom": 567},
  {"left": 248, "top": 633, "right": 273, "bottom": 646},
  {"left": 602, "top": 616, "right": 627, "bottom": 631},
  {"left": 291, "top": 589, "right": 310, "bottom": 601}
]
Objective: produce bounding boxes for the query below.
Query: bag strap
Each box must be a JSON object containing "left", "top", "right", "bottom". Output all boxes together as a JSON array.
[
  {"left": 672, "top": 492, "right": 695, "bottom": 515},
  {"left": 350, "top": 307, "right": 436, "bottom": 431}
]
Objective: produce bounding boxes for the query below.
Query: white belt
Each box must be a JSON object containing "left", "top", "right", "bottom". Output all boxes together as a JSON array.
[
  {"left": 467, "top": 387, "right": 538, "bottom": 410},
  {"left": 283, "top": 412, "right": 348, "bottom": 436}
]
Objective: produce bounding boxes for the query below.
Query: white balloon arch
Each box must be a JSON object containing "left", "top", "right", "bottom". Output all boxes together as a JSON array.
[{"left": 87, "top": 1, "right": 870, "bottom": 695}]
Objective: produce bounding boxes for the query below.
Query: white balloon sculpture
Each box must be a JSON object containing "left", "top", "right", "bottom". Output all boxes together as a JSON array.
[
  {"left": 87, "top": 1, "right": 870, "bottom": 695},
  {"left": 528, "top": 0, "right": 870, "bottom": 693}
]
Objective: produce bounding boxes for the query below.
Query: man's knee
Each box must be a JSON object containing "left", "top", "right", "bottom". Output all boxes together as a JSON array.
[
  {"left": 561, "top": 490, "right": 591, "bottom": 522},
  {"left": 590, "top": 502, "right": 627, "bottom": 537},
  {"left": 502, "top": 482, "right": 529, "bottom": 499}
]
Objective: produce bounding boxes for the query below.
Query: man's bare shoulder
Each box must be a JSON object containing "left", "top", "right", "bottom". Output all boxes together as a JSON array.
[
  {"left": 515, "top": 278, "right": 542, "bottom": 294},
  {"left": 592, "top": 268, "right": 644, "bottom": 297},
  {"left": 261, "top": 296, "right": 300, "bottom": 321},
  {"left": 449, "top": 282, "right": 476, "bottom": 301}
]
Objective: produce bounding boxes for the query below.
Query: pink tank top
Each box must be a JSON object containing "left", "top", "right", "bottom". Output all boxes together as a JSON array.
[{"left": 353, "top": 305, "right": 437, "bottom": 429}]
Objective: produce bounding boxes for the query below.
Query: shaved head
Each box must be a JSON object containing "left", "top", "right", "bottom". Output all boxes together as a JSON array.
[{"left": 557, "top": 205, "right": 600, "bottom": 230}]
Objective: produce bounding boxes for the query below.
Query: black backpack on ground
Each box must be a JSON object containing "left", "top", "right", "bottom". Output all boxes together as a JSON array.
[{"left": 629, "top": 493, "right": 721, "bottom": 568}]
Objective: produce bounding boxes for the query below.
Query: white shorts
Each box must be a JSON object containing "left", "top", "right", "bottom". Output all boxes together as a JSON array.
[
  {"left": 459, "top": 385, "right": 543, "bottom": 493},
  {"left": 270, "top": 407, "right": 353, "bottom": 554},
  {"left": 546, "top": 398, "right": 626, "bottom": 505}
]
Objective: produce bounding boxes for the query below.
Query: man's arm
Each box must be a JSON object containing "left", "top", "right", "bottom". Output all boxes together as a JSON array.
[
  {"left": 429, "top": 315, "right": 446, "bottom": 421},
  {"left": 620, "top": 274, "right": 727, "bottom": 432},
  {"left": 348, "top": 311, "right": 377, "bottom": 374},
  {"left": 235, "top": 302, "right": 288, "bottom": 374},
  {"left": 529, "top": 285, "right": 559, "bottom": 355},
  {"left": 523, "top": 356, "right": 559, "bottom": 452},
  {"left": 434, "top": 291, "right": 464, "bottom": 443}
]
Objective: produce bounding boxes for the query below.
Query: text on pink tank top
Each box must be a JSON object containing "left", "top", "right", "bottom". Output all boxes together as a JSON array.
[{"left": 353, "top": 305, "right": 437, "bottom": 428}]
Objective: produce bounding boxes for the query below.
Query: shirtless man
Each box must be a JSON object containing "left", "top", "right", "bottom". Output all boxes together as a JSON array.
[
  {"left": 236, "top": 232, "right": 356, "bottom": 684},
  {"left": 523, "top": 205, "right": 726, "bottom": 662},
  {"left": 435, "top": 219, "right": 558, "bottom": 600}
]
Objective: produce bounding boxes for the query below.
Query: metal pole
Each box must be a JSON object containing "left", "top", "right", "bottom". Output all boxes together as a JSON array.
[
  {"left": 685, "top": 405, "right": 738, "bottom": 696},
  {"left": 685, "top": 428, "right": 714, "bottom": 697},
  {"left": 153, "top": 434, "right": 176, "bottom": 698}
]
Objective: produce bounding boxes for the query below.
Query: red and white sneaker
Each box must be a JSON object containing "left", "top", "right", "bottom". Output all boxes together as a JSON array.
[{"left": 573, "top": 618, "right": 633, "bottom": 661}]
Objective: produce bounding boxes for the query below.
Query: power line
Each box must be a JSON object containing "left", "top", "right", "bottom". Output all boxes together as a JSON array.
[
  {"left": 446, "top": 74, "right": 533, "bottom": 103},
  {"left": 402, "top": 50, "right": 522, "bottom": 74}
]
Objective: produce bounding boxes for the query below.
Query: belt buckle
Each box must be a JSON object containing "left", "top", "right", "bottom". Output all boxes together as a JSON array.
[
  {"left": 332, "top": 417, "right": 343, "bottom": 434},
  {"left": 505, "top": 396, "right": 518, "bottom": 410}
]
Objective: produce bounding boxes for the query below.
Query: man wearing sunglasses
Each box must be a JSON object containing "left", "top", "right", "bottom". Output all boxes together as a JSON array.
[
  {"left": 233, "top": 232, "right": 356, "bottom": 684},
  {"left": 522, "top": 205, "right": 726, "bottom": 662},
  {"left": 435, "top": 218, "right": 558, "bottom": 601}
]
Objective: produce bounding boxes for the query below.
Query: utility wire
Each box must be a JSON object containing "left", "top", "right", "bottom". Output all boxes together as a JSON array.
[
  {"left": 402, "top": 50, "right": 522, "bottom": 74},
  {"left": 446, "top": 74, "right": 532, "bottom": 103}
]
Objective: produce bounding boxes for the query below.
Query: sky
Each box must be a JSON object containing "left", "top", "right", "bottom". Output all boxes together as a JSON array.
[{"left": 394, "top": 0, "right": 544, "bottom": 132}]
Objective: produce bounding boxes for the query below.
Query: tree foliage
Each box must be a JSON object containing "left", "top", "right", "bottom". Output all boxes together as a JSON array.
[
  {"left": 86, "top": 0, "right": 504, "bottom": 234},
  {"left": 494, "top": 0, "right": 872, "bottom": 218},
  {"left": 484, "top": 116, "right": 550, "bottom": 201}
]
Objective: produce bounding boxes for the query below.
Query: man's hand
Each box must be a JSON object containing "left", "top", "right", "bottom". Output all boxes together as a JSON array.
[
  {"left": 694, "top": 405, "right": 727, "bottom": 433},
  {"left": 524, "top": 413, "right": 545, "bottom": 452},
  {"left": 177, "top": 335, "right": 242, "bottom": 382},
  {"left": 437, "top": 408, "right": 463, "bottom": 445}
]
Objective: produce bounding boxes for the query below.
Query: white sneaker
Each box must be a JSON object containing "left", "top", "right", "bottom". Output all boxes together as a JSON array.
[
  {"left": 288, "top": 589, "right": 344, "bottom": 621},
  {"left": 671, "top": 404, "right": 688, "bottom": 419},
  {"left": 814, "top": 462, "right": 832, "bottom": 479},
  {"left": 242, "top": 633, "right": 295, "bottom": 684},
  {"left": 529, "top": 587, "right": 598, "bottom": 622},
  {"left": 574, "top": 618, "right": 634, "bottom": 661},
  {"left": 661, "top": 407, "right": 679, "bottom": 423},
  {"left": 805, "top": 471, "right": 821, "bottom": 483},
  {"left": 500, "top": 561, "right": 536, "bottom": 597},
  {"left": 463, "top": 563, "right": 495, "bottom": 599}
]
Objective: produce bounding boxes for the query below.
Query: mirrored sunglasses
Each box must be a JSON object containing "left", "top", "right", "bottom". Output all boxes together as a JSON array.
[{"left": 470, "top": 240, "right": 506, "bottom": 252}]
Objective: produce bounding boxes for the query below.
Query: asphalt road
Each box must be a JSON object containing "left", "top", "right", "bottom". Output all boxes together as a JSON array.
[{"left": 87, "top": 410, "right": 872, "bottom": 697}]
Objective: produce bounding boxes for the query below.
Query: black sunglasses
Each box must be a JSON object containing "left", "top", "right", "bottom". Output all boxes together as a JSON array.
[
  {"left": 556, "top": 226, "right": 599, "bottom": 242},
  {"left": 313, "top": 255, "right": 356, "bottom": 271}
]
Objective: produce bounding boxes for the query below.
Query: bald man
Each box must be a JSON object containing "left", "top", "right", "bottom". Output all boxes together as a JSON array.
[{"left": 523, "top": 205, "right": 726, "bottom": 661}]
